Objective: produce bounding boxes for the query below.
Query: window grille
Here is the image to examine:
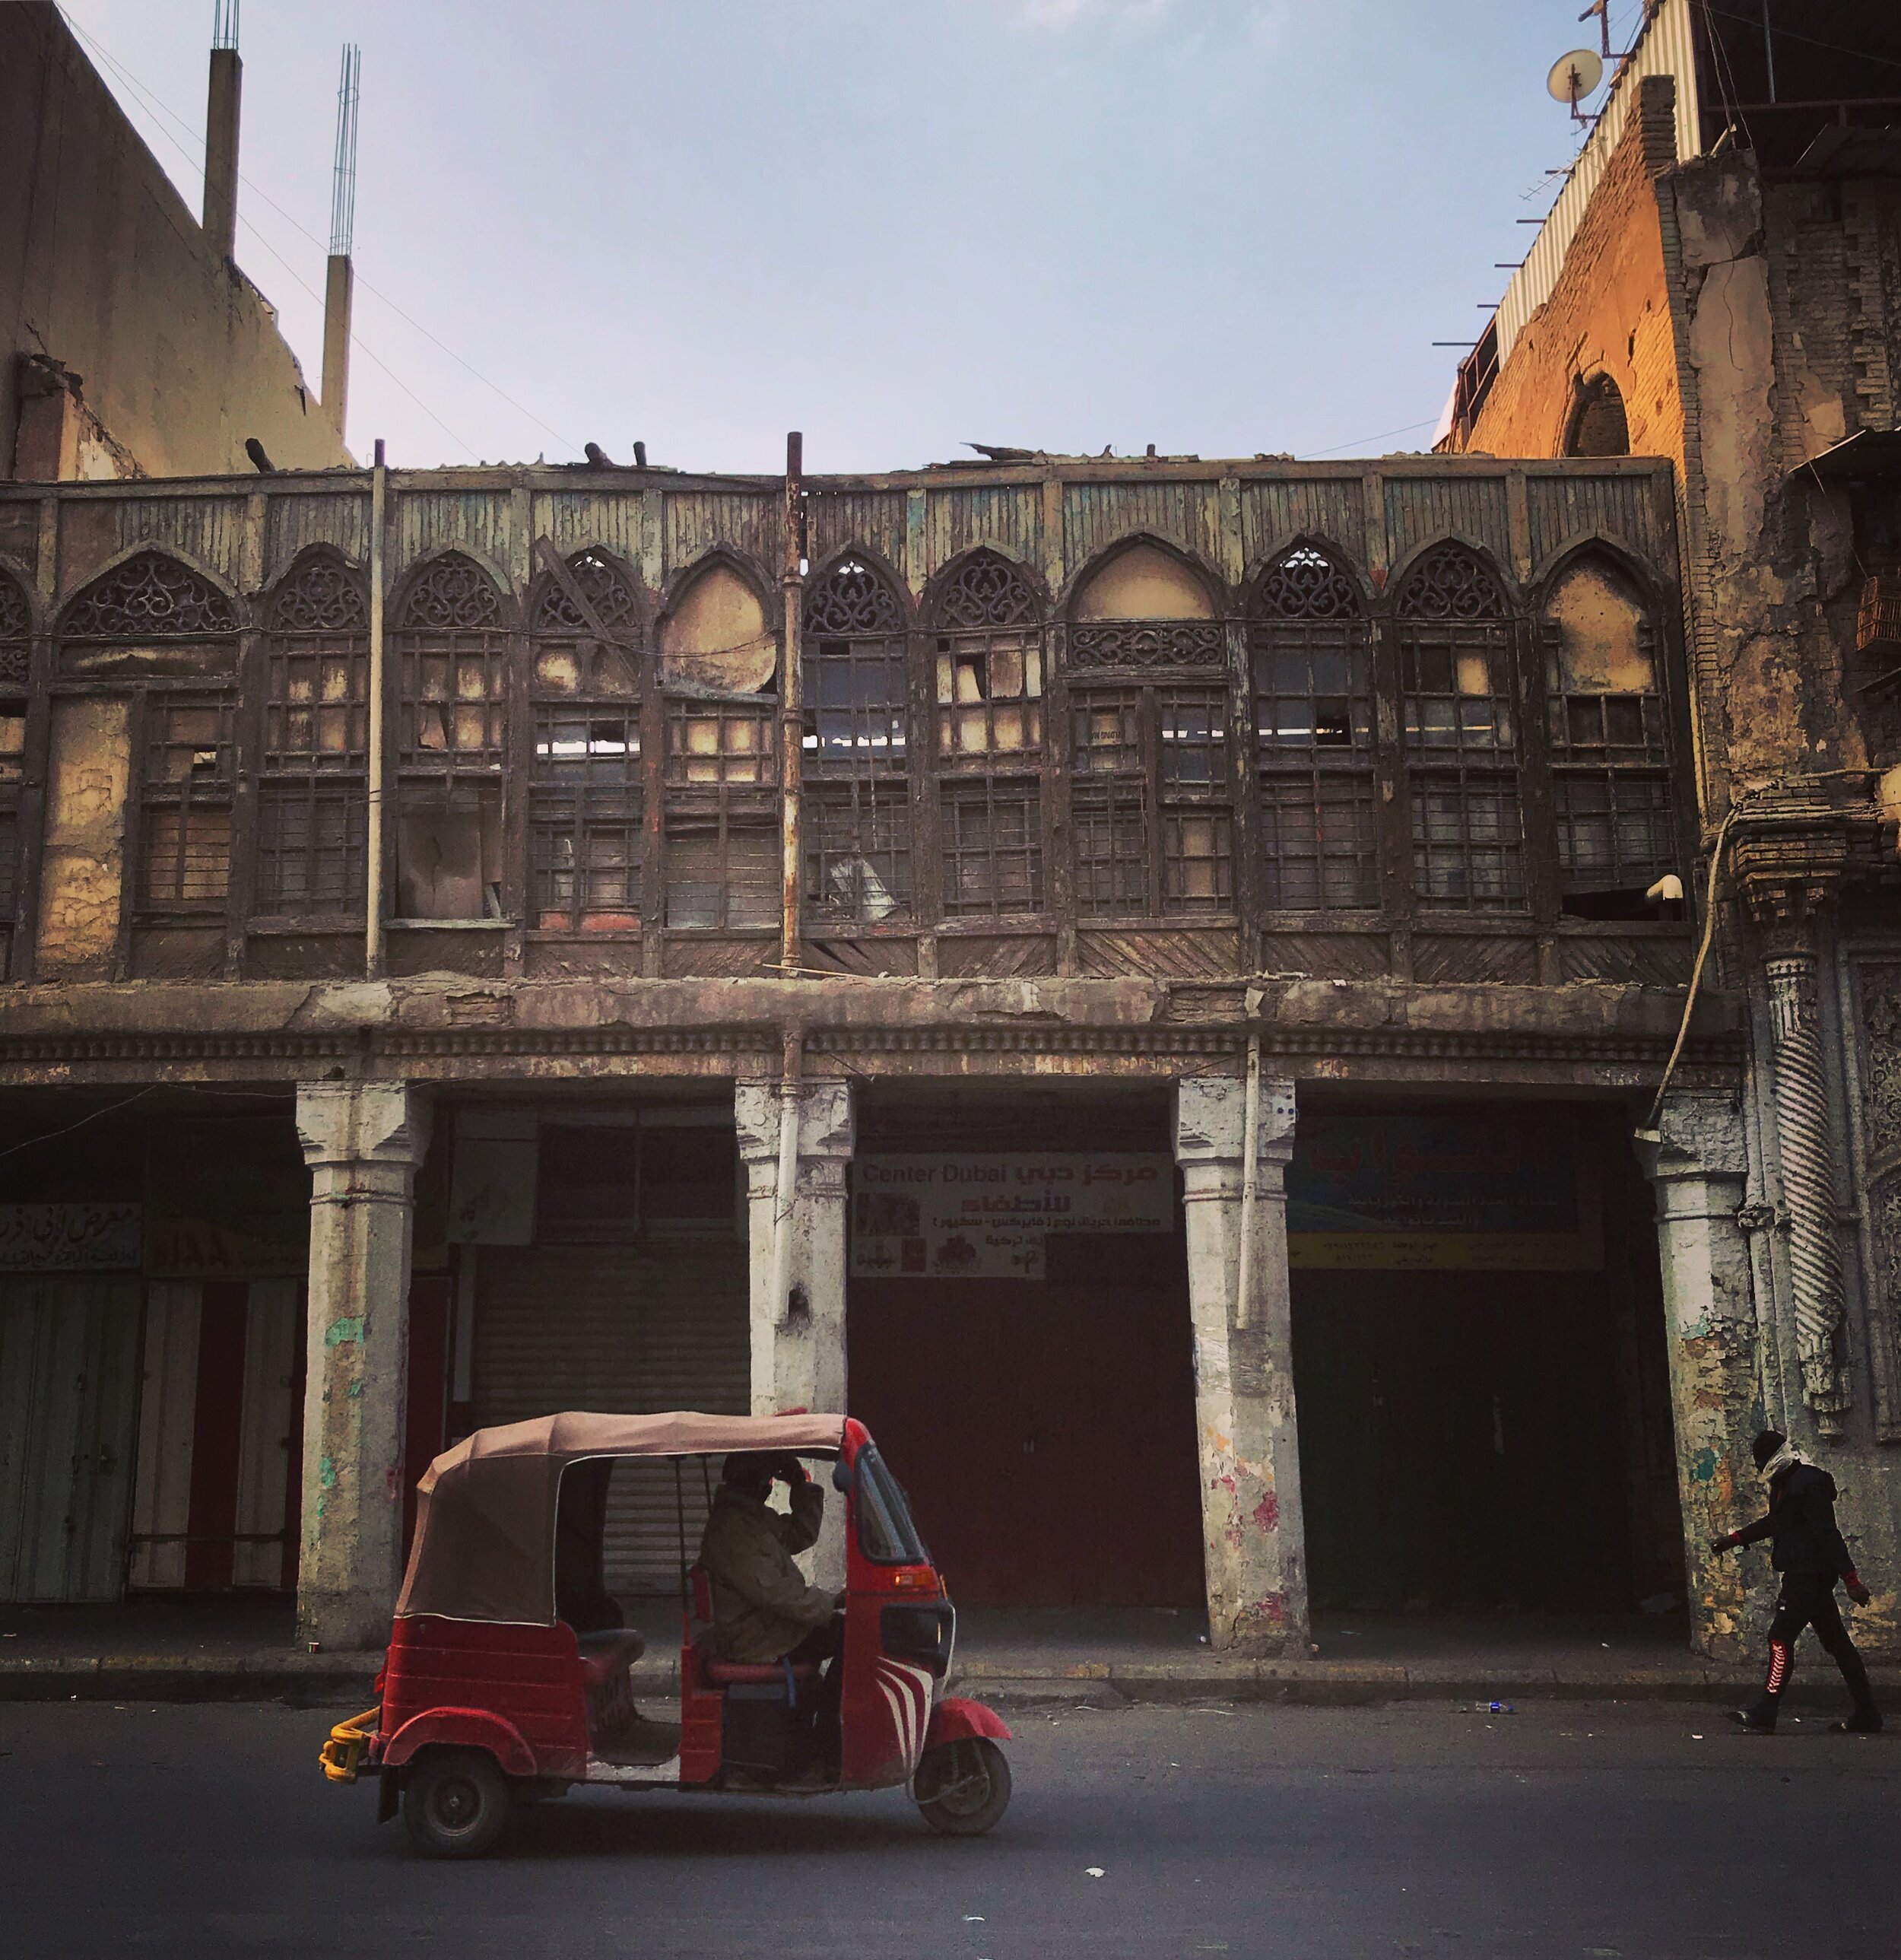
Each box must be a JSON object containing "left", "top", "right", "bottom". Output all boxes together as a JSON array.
[
  {"left": 0, "top": 571, "right": 24, "bottom": 931},
  {"left": 806, "top": 786, "right": 912, "bottom": 924},
  {"left": 932, "top": 552, "right": 1044, "bottom": 759},
  {"left": 1396, "top": 543, "right": 1525, "bottom": 911},
  {"left": 61, "top": 551, "right": 237, "bottom": 640},
  {"left": 141, "top": 694, "right": 234, "bottom": 908},
  {"left": 665, "top": 812, "right": 778, "bottom": 929},
  {"left": 941, "top": 779, "right": 1043, "bottom": 917},
  {"left": 259, "top": 552, "right": 369, "bottom": 913}
]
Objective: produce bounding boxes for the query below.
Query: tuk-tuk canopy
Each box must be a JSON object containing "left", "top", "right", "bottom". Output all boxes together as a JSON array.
[{"left": 395, "top": 1411, "right": 847, "bottom": 1626}]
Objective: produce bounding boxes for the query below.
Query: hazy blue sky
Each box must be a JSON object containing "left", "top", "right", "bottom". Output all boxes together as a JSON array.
[{"left": 56, "top": 1, "right": 1632, "bottom": 473}]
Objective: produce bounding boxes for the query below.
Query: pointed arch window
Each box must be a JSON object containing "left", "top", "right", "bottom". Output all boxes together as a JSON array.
[
  {"left": 0, "top": 570, "right": 28, "bottom": 933},
  {"left": 394, "top": 553, "right": 508, "bottom": 920},
  {"left": 1543, "top": 554, "right": 1677, "bottom": 914},
  {"left": 1397, "top": 543, "right": 1525, "bottom": 910},
  {"left": 804, "top": 556, "right": 912, "bottom": 925},
  {"left": 258, "top": 552, "right": 369, "bottom": 913},
  {"left": 1250, "top": 543, "right": 1377, "bottom": 910},
  {"left": 529, "top": 548, "right": 645, "bottom": 932},
  {"left": 933, "top": 551, "right": 1044, "bottom": 759}
]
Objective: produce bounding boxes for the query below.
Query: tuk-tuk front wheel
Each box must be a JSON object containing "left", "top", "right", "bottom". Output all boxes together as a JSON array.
[
  {"left": 403, "top": 1747, "right": 512, "bottom": 1859},
  {"left": 914, "top": 1737, "right": 1011, "bottom": 1838}
]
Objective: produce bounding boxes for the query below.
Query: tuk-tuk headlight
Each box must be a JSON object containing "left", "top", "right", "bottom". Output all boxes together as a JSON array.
[{"left": 881, "top": 1603, "right": 954, "bottom": 1678}]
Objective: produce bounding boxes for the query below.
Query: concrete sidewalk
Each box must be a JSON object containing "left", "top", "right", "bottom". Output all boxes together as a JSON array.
[{"left": 4, "top": 1598, "right": 1895, "bottom": 1709}]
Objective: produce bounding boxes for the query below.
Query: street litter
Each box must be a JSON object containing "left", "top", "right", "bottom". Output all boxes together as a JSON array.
[{"left": 1085, "top": 1867, "right": 1105, "bottom": 1878}]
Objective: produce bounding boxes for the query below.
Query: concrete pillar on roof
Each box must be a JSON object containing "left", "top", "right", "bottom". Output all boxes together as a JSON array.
[
  {"left": 294, "top": 1079, "right": 431, "bottom": 1650},
  {"left": 1174, "top": 1075, "right": 1309, "bottom": 1655},
  {"left": 1636, "top": 1090, "right": 1766, "bottom": 1661},
  {"left": 735, "top": 1077, "right": 855, "bottom": 1584}
]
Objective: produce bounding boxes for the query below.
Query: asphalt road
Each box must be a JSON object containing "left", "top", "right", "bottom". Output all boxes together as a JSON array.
[{"left": 3, "top": 1697, "right": 1895, "bottom": 1958}]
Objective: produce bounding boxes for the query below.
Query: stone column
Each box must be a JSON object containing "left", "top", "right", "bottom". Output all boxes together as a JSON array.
[
  {"left": 294, "top": 1080, "right": 432, "bottom": 1650},
  {"left": 735, "top": 1076, "right": 854, "bottom": 1586},
  {"left": 1174, "top": 1075, "right": 1309, "bottom": 1655},
  {"left": 1636, "top": 1091, "right": 1763, "bottom": 1660},
  {"left": 1741, "top": 843, "right": 1852, "bottom": 1436}
]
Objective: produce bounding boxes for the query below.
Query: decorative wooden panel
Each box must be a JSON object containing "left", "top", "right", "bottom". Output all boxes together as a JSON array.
[
  {"left": 1077, "top": 927, "right": 1239, "bottom": 980},
  {"left": 534, "top": 492, "right": 646, "bottom": 567},
  {"left": 113, "top": 497, "right": 247, "bottom": 588},
  {"left": 129, "top": 926, "right": 224, "bottom": 980},
  {"left": 1063, "top": 482, "right": 1224, "bottom": 580},
  {"left": 924, "top": 485, "right": 1044, "bottom": 577},
  {"left": 1411, "top": 932, "right": 1539, "bottom": 984},
  {"left": 1526, "top": 473, "right": 1668, "bottom": 573},
  {"left": 664, "top": 493, "right": 782, "bottom": 578},
  {"left": 0, "top": 504, "right": 41, "bottom": 580},
  {"left": 523, "top": 939, "right": 645, "bottom": 980},
  {"left": 801, "top": 937, "right": 921, "bottom": 978},
  {"left": 1384, "top": 477, "right": 1512, "bottom": 573},
  {"left": 1558, "top": 932, "right": 1693, "bottom": 986},
  {"left": 1258, "top": 931, "right": 1390, "bottom": 979},
  {"left": 805, "top": 491, "right": 909, "bottom": 577},
  {"left": 244, "top": 933, "right": 364, "bottom": 980},
  {"left": 387, "top": 930, "right": 506, "bottom": 979},
  {"left": 1239, "top": 481, "right": 1366, "bottom": 565},
  {"left": 934, "top": 933, "right": 1058, "bottom": 979},
  {"left": 662, "top": 937, "right": 779, "bottom": 979},
  {"left": 395, "top": 491, "right": 517, "bottom": 586},
  {"left": 265, "top": 494, "right": 372, "bottom": 581}
]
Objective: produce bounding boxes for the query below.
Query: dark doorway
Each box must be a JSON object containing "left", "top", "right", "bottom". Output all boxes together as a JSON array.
[
  {"left": 1290, "top": 1104, "right": 1684, "bottom": 1617},
  {"left": 846, "top": 1088, "right": 1204, "bottom": 1609}
]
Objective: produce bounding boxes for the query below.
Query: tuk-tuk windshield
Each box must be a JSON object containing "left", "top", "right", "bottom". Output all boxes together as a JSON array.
[{"left": 854, "top": 1445, "right": 928, "bottom": 1565}]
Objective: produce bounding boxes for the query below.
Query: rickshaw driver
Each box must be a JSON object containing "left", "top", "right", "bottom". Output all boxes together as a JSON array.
[{"left": 698, "top": 1452, "right": 846, "bottom": 1771}]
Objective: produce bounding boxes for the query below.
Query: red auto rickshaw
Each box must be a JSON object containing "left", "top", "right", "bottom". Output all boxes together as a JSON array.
[{"left": 319, "top": 1410, "right": 1012, "bottom": 1857}]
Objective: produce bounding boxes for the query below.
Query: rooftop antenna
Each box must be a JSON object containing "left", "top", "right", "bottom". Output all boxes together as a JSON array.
[
  {"left": 211, "top": 0, "right": 239, "bottom": 51},
  {"left": 1579, "top": 0, "right": 1611, "bottom": 60},
  {"left": 322, "top": 46, "right": 362, "bottom": 447},
  {"left": 1547, "top": 46, "right": 1604, "bottom": 126}
]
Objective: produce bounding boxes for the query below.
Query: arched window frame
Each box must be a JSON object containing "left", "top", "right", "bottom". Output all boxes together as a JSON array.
[
  {"left": 655, "top": 551, "right": 780, "bottom": 934},
  {"left": 1249, "top": 540, "right": 1379, "bottom": 913},
  {"left": 1392, "top": 540, "right": 1528, "bottom": 913},
  {"left": 1563, "top": 373, "right": 1632, "bottom": 459},
  {"left": 58, "top": 550, "right": 241, "bottom": 920},
  {"left": 1065, "top": 540, "right": 1232, "bottom": 922},
  {"left": 802, "top": 551, "right": 914, "bottom": 927},
  {"left": 391, "top": 551, "right": 510, "bottom": 920},
  {"left": 1539, "top": 548, "right": 1680, "bottom": 913},
  {"left": 257, "top": 548, "right": 370, "bottom": 916},
  {"left": 527, "top": 547, "right": 648, "bottom": 935}
]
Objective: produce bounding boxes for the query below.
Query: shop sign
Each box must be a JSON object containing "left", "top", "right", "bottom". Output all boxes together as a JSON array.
[
  {"left": 851, "top": 1153, "right": 1173, "bottom": 1281},
  {"left": 0, "top": 1202, "right": 143, "bottom": 1272},
  {"left": 1287, "top": 1113, "right": 1601, "bottom": 1270}
]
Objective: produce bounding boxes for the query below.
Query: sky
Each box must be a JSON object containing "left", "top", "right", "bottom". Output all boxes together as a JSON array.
[{"left": 53, "top": 0, "right": 1635, "bottom": 475}]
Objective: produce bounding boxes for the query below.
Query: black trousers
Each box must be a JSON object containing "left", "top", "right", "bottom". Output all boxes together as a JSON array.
[
  {"left": 1753, "top": 1571, "right": 1877, "bottom": 1717},
  {"left": 786, "top": 1619, "right": 845, "bottom": 1768}
]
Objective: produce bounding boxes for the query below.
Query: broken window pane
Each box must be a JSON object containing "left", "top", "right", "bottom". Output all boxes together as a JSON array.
[
  {"left": 805, "top": 788, "right": 912, "bottom": 923},
  {"left": 397, "top": 786, "right": 504, "bottom": 920},
  {"left": 142, "top": 804, "right": 231, "bottom": 906}
]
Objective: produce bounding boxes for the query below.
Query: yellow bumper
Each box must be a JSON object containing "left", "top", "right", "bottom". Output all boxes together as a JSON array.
[{"left": 319, "top": 1707, "right": 382, "bottom": 1784}]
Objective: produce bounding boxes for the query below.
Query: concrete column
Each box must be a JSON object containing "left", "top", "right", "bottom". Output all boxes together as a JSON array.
[
  {"left": 735, "top": 1076, "right": 853, "bottom": 1587},
  {"left": 1636, "top": 1091, "right": 1764, "bottom": 1660},
  {"left": 1174, "top": 1075, "right": 1308, "bottom": 1655},
  {"left": 294, "top": 1080, "right": 431, "bottom": 1650},
  {"left": 202, "top": 49, "right": 242, "bottom": 264}
]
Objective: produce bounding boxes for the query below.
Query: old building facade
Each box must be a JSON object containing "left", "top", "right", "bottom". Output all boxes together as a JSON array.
[
  {"left": 1445, "top": 2, "right": 1901, "bottom": 1657},
  {"left": 0, "top": 448, "right": 1764, "bottom": 1657}
]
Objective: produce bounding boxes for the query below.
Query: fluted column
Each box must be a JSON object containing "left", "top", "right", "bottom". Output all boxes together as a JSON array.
[{"left": 1741, "top": 840, "right": 1851, "bottom": 1436}]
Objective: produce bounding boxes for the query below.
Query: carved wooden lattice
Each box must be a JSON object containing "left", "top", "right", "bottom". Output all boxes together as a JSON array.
[
  {"left": 1066, "top": 621, "right": 1225, "bottom": 672},
  {"left": 934, "top": 550, "right": 1038, "bottom": 630},
  {"left": 268, "top": 553, "right": 367, "bottom": 634},
  {"left": 397, "top": 553, "right": 504, "bottom": 631},
  {"left": 534, "top": 548, "right": 643, "bottom": 637},
  {"left": 0, "top": 573, "right": 27, "bottom": 686},
  {"left": 62, "top": 551, "right": 238, "bottom": 638},
  {"left": 1394, "top": 542, "right": 1508, "bottom": 620},
  {"left": 806, "top": 558, "right": 903, "bottom": 636},
  {"left": 1253, "top": 544, "right": 1360, "bottom": 620}
]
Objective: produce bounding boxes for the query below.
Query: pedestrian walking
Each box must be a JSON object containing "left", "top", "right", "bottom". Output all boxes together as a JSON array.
[{"left": 1710, "top": 1429, "right": 1881, "bottom": 1735}]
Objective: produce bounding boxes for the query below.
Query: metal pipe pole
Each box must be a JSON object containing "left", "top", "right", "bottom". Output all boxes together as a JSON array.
[
  {"left": 770, "top": 1025, "right": 802, "bottom": 1329},
  {"left": 365, "top": 441, "right": 386, "bottom": 977},
  {"left": 779, "top": 431, "right": 805, "bottom": 975},
  {"left": 1235, "top": 1032, "right": 1262, "bottom": 1332}
]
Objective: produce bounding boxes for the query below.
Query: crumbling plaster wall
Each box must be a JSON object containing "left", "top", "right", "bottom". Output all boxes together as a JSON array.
[{"left": 0, "top": 4, "right": 348, "bottom": 481}]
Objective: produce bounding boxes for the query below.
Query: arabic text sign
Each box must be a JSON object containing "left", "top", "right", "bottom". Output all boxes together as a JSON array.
[
  {"left": 851, "top": 1153, "right": 1173, "bottom": 1280},
  {"left": 0, "top": 1202, "right": 143, "bottom": 1272}
]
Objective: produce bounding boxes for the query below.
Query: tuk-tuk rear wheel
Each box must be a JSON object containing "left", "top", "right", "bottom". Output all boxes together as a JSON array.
[
  {"left": 403, "top": 1748, "right": 512, "bottom": 1859},
  {"left": 915, "top": 1737, "right": 1011, "bottom": 1838}
]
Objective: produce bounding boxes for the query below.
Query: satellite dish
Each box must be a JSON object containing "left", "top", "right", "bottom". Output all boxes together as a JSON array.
[{"left": 1547, "top": 47, "right": 1604, "bottom": 116}]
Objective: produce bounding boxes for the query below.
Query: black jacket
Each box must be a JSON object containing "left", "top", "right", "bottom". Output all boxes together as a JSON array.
[{"left": 1733, "top": 1462, "right": 1855, "bottom": 1577}]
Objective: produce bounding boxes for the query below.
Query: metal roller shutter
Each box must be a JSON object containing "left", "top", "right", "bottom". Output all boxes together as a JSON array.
[{"left": 471, "top": 1240, "right": 749, "bottom": 1597}]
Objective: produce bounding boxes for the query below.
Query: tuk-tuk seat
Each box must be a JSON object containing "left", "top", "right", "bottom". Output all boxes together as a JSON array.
[
  {"left": 575, "top": 1628, "right": 646, "bottom": 1692},
  {"left": 689, "top": 1566, "right": 820, "bottom": 1688}
]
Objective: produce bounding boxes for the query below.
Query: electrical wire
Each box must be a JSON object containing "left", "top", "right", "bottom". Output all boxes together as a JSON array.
[
  {"left": 1699, "top": 5, "right": 1901, "bottom": 73},
  {"left": 1303, "top": 417, "right": 1439, "bottom": 459},
  {"left": 0, "top": 1087, "right": 157, "bottom": 1164},
  {"left": 56, "top": 9, "right": 575, "bottom": 459}
]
